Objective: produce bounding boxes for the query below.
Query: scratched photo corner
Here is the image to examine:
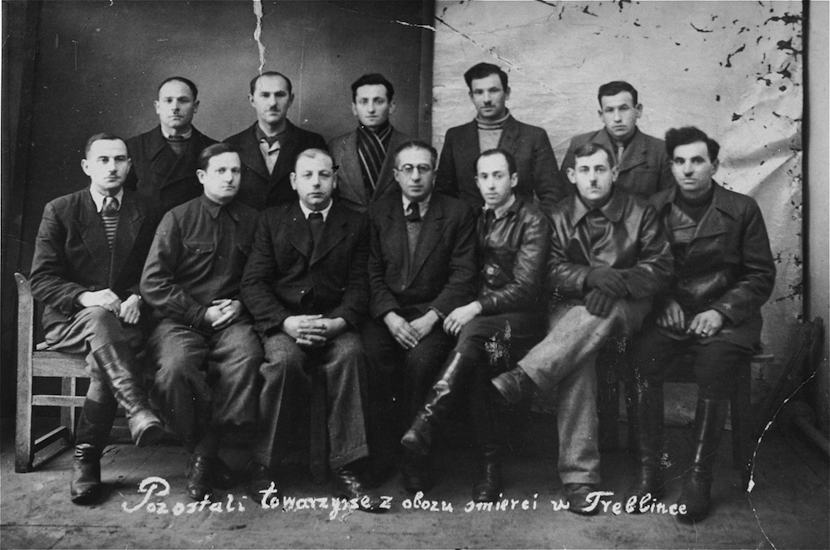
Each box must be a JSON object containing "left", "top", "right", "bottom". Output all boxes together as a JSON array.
[{"left": 1, "top": 0, "right": 827, "bottom": 549}]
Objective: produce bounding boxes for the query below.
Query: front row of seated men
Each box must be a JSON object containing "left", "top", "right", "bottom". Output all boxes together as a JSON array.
[{"left": 30, "top": 125, "right": 775, "bottom": 522}]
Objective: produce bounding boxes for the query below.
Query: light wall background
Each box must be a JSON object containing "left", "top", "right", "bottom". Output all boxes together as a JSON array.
[{"left": 432, "top": 0, "right": 804, "bottom": 406}]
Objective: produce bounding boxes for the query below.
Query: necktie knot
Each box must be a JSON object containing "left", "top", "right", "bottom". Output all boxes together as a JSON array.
[
  {"left": 405, "top": 202, "right": 421, "bottom": 222},
  {"left": 102, "top": 196, "right": 119, "bottom": 216},
  {"left": 308, "top": 212, "right": 325, "bottom": 244}
]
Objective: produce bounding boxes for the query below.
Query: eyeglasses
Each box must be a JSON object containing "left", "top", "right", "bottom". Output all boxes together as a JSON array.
[{"left": 396, "top": 164, "right": 433, "bottom": 175}]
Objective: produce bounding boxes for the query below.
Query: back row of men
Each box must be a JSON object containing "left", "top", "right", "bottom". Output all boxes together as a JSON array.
[
  {"left": 30, "top": 63, "right": 775, "bottom": 523},
  {"left": 126, "top": 64, "right": 672, "bottom": 216}
]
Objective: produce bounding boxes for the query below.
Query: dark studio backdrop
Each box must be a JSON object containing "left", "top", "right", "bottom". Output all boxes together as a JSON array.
[{"left": 1, "top": 0, "right": 434, "bottom": 418}]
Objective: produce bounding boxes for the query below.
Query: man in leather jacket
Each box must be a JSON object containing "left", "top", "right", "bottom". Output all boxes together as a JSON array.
[
  {"left": 627, "top": 126, "right": 776, "bottom": 522},
  {"left": 401, "top": 149, "right": 550, "bottom": 503},
  {"left": 491, "top": 141, "right": 673, "bottom": 514}
]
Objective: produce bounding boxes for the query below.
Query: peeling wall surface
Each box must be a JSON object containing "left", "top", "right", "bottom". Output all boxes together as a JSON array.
[{"left": 433, "top": 0, "right": 803, "bottom": 395}]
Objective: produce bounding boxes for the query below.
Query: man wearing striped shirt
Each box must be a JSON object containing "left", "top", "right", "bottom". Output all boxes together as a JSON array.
[{"left": 329, "top": 73, "right": 411, "bottom": 213}]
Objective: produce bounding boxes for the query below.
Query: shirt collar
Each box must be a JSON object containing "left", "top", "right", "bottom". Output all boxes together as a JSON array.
[
  {"left": 299, "top": 200, "right": 333, "bottom": 221},
  {"left": 571, "top": 188, "right": 624, "bottom": 224},
  {"left": 402, "top": 193, "right": 432, "bottom": 216},
  {"left": 256, "top": 120, "right": 288, "bottom": 141},
  {"left": 161, "top": 127, "right": 193, "bottom": 140},
  {"left": 200, "top": 194, "right": 239, "bottom": 219},
  {"left": 89, "top": 187, "right": 124, "bottom": 213},
  {"left": 484, "top": 193, "right": 517, "bottom": 220}
]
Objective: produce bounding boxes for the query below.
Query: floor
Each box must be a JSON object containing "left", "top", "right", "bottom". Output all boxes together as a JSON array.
[{"left": 0, "top": 414, "right": 827, "bottom": 550}]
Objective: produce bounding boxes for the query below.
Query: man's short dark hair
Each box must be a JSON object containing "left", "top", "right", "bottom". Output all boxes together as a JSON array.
[
  {"left": 572, "top": 142, "right": 616, "bottom": 168},
  {"left": 197, "top": 143, "right": 240, "bottom": 171},
  {"left": 464, "top": 63, "right": 508, "bottom": 91},
  {"left": 478, "top": 148, "right": 517, "bottom": 175},
  {"left": 351, "top": 73, "right": 394, "bottom": 103},
  {"left": 597, "top": 81, "right": 638, "bottom": 107},
  {"left": 157, "top": 76, "right": 199, "bottom": 101},
  {"left": 249, "top": 71, "right": 293, "bottom": 96},
  {"left": 84, "top": 133, "right": 125, "bottom": 156},
  {"left": 393, "top": 140, "right": 438, "bottom": 167},
  {"left": 665, "top": 126, "right": 720, "bottom": 162}
]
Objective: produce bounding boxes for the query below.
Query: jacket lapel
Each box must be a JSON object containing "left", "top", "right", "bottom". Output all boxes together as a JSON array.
[
  {"left": 238, "top": 124, "right": 270, "bottom": 182},
  {"left": 310, "top": 204, "right": 347, "bottom": 266},
  {"left": 270, "top": 121, "right": 301, "bottom": 186},
  {"left": 384, "top": 203, "right": 408, "bottom": 284},
  {"left": 284, "top": 203, "right": 313, "bottom": 260},
  {"left": 339, "top": 131, "right": 367, "bottom": 205},
  {"left": 498, "top": 116, "right": 519, "bottom": 154},
  {"left": 408, "top": 196, "right": 445, "bottom": 284},
  {"left": 618, "top": 129, "right": 648, "bottom": 173},
  {"left": 75, "top": 192, "right": 110, "bottom": 276},
  {"left": 372, "top": 128, "right": 405, "bottom": 200},
  {"left": 109, "top": 192, "right": 145, "bottom": 285},
  {"left": 692, "top": 184, "right": 733, "bottom": 241},
  {"left": 457, "top": 121, "right": 481, "bottom": 176}
]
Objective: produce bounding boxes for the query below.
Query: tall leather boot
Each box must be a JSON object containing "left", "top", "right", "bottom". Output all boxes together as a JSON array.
[
  {"left": 92, "top": 341, "right": 164, "bottom": 447},
  {"left": 677, "top": 397, "right": 729, "bottom": 522},
  {"left": 471, "top": 371, "right": 503, "bottom": 503},
  {"left": 71, "top": 398, "right": 117, "bottom": 505},
  {"left": 401, "top": 352, "right": 473, "bottom": 456},
  {"left": 625, "top": 382, "right": 665, "bottom": 508}
]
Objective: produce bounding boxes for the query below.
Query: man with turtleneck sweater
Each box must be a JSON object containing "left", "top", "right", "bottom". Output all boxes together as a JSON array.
[
  {"left": 560, "top": 81, "right": 673, "bottom": 199},
  {"left": 329, "top": 73, "right": 411, "bottom": 213},
  {"left": 125, "top": 76, "right": 217, "bottom": 218},
  {"left": 436, "top": 63, "right": 567, "bottom": 213}
]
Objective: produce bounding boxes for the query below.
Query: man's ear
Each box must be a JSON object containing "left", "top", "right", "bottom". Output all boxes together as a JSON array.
[
  {"left": 510, "top": 172, "right": 518, "bottom": 189},
  {"left": 289, "top": 172, "right": 297, "bottom": 191},
  {"left": 389, "top": 101, "right": 397, "bottom": 116},
  {"left": 611, "top": 165, "right": 619, "bottom": 183},
  {"left": 81, "top": 159, "right": 91, "bottom": 177},
  {"left": 711, "top": 159, "right": 719, "bottom": 176},
  {"left": 566, "top": 167, "right": 577, "bottom": 185},
  {"left": 351, "top": 102, "right": 358, "bottom": 118},
  {"left": 634, "top": 103, "right": 643, "bottom": 119},
  {"left": 193, "top": 99, "right": 200, "bottom": 115},
  {"left": 196, "top": 169, "right": 207, "bottom": 185}
]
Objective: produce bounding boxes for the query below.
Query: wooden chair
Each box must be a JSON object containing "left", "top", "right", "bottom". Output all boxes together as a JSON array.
[{"left": 15, "top": 272, "right": 88, "bottom": 473}]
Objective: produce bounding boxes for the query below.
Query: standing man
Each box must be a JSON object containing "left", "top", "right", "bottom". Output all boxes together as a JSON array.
[
  {"left": 141, "top": 143, "right": 262, "bottom": 501},
  {"left": 125, "top": 76, "right": 217, "bottom": 216},
  {"left": 436, "top": 62, "right": 566, "bottom": 212},
  {"left": 329, "top": 73, "right": 411, "bottom": 213},
  {"left": 363, "top": 140, "right": 478, "bottom": 493},
  {"left": 30, "top": 133, "right": 164, "bottom": 505},
  {"left": 225, "top": 71, "right": 327, "bottom": 210},
  {"left": 560, "top": 81, "right": 673, "bottom": 199},
  {"left": 490, "top": 142, "right": 673, "bottom": 514},
  {"left": 241, "top": 148, "right": 382, "bottom": 512},
  {"left": 628, "top": 127, "right": 775, "bottom": 522},
  {"left": 401, "top": 149, "right": 551, "bottom": 502}
]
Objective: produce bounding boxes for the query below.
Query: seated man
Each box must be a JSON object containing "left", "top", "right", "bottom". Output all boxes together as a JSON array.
[
  {"left": 240, "top": 148, "right": 383, "bottom": 512},
  {"left": 140, "top": 143, "right": 262, "bottom": 501},
  {"left": 401, "top": 148, "right": 550, "bottom": 502},
  {"left": 30, "top": 133, "right": 164, "bottom": 505},
  {"left": 363, "top": 140, "right": 478, "bottom": 493},
  {"left": 491, "top": 142, "right": 672, "bottom": 514},
  {"left": 628, "top": 127, "right": 775, "bottom": 522}
]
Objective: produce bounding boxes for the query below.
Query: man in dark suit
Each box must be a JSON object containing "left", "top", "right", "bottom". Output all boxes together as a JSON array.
[
  {"left": 225, "top": 71, "right": 327, "bottom": 210},
  {"left": 364, "top": 140, "right": 478, "bottom": 493},
  {"left": 628, "top": 127, "right": 775, "bottom": 522},
  {"left": 435, "top": 62, "right": 567, "bottom": 212},
  {"left": 125, "top": 76, "right": 217, "bottom": 217},
  {"left": 30, "top": 133, "right": 164, "bottom": 505},
  {"left": 560, "top": 81, "right": 673, "bottom": 199},
  {"left": 328, "top": 73, "right": 411, "bottom": 213},
  {"left": 241, "top": 148, "right": 383, "bottom": 512}
]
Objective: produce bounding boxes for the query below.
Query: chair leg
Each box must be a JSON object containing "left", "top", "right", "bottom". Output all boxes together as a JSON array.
[{"left": 62, "top": 377, "right": 76, "bottom": 444}]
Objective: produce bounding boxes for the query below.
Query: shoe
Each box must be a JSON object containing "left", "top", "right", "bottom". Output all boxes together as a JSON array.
[
  {"left": 185, "top": 454, "right": 215, "bottom": 501},
  {"left": 332, "top": 465, "right": 386, "bottom": 513},
  {"left": 92, "top": 341, "right": 164, "bottom": 447},
  {"left": 70, "top": 444, "right": 104, "bottom": 505},
  {"left": 248, "top": 462, "right": 279, "bottom": 503},
  {"left": 401, "top": 452, "right": 434, "bottom": 494},
  {"left": 625, "top": 384, "right": 665, "bottom": 509},
  {"left": 676, "top": 398, "right": 729, "bottom": 523},
  {"left": 401, "top": 352, "right": 473, "bottom": 456},
  {"left": 565, "top": 483, "right": 600, "bottom": 515},
  {"left": 491, "top": 367, "right": 532, "bottom": 405},
  {"left": 471, "top": 460, "right": 502, "bottom": 503}
]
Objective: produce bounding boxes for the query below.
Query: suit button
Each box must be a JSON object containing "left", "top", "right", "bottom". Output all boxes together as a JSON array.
[
  {"left": 400, "top": 284, "right": 406, "bottom": 291},
  {"left": 300, "top": 289, "right": 305, "bottom": 294}
]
